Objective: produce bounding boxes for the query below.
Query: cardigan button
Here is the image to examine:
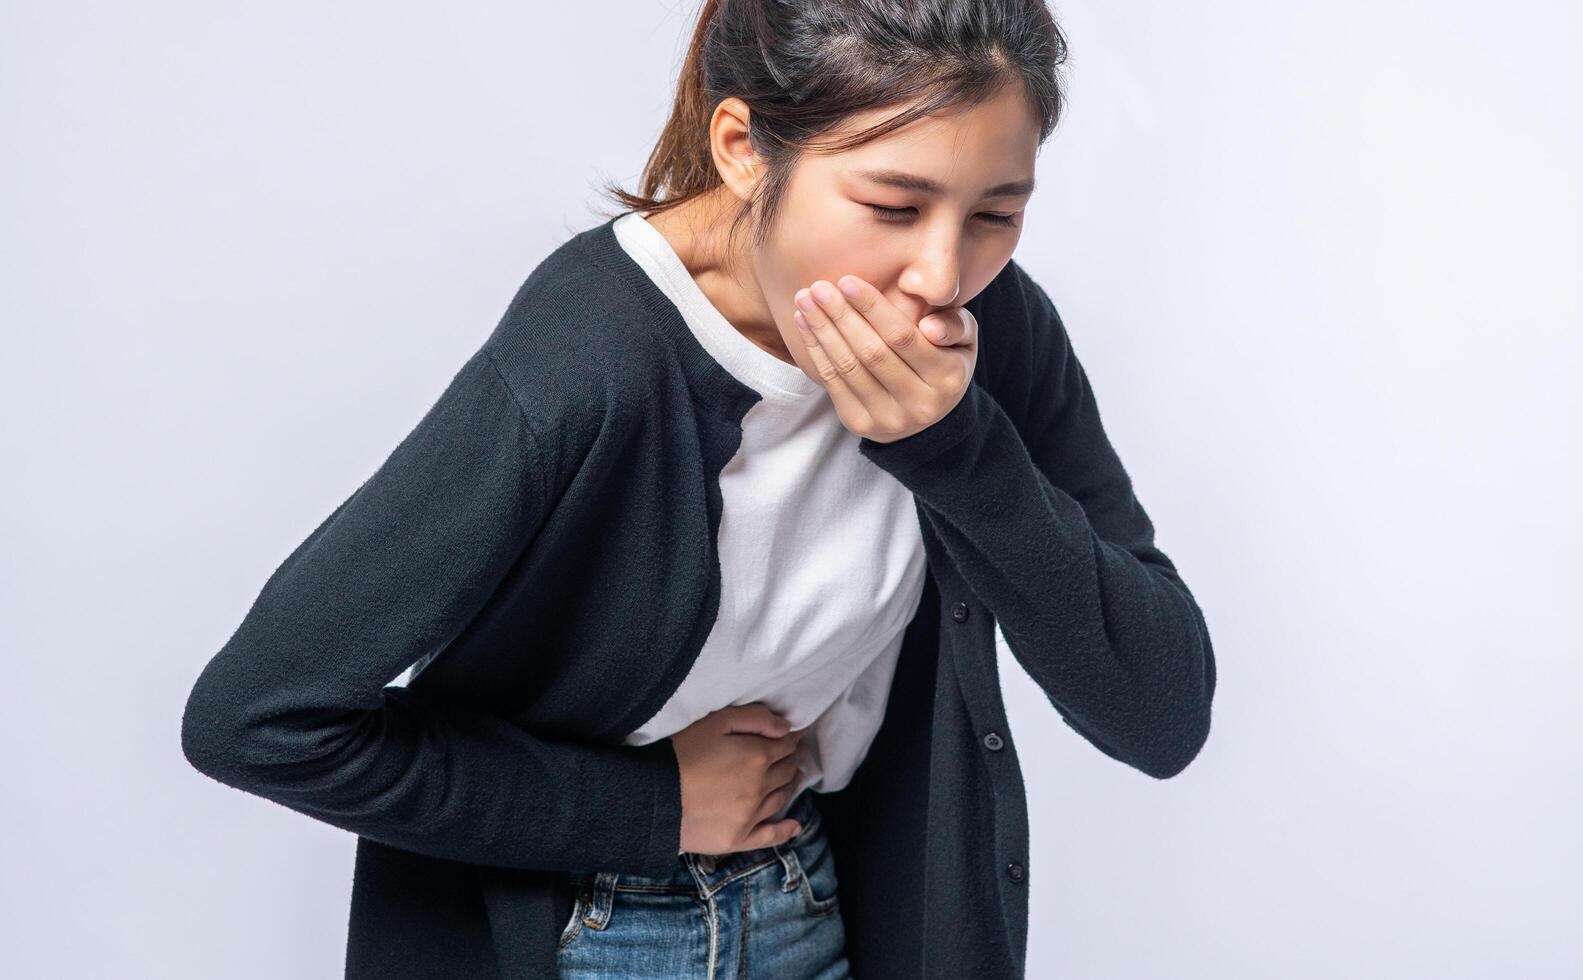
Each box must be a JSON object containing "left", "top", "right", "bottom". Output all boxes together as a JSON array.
[
  {"left": 1006, "top": 861, "right": 1025, "bottom": 883},
  {"left": 982, "top": 732, "right": 1004, "bottom": 751},
  {"left": 951, "top": 602, "right": 969, "bottom": 623}
]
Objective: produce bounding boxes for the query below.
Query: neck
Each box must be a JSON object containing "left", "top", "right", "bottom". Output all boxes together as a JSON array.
[{"left": 642, "top": 190, "right": 792, "bottom": 366}]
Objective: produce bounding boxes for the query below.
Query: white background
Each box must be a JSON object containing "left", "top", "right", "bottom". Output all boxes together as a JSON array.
[{"left": 3, "top": 1, "right": 1579, "bottom": 977}]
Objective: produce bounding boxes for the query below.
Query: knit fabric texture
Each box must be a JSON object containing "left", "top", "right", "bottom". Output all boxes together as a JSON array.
[{"left": 180, "top": 211, "right": 1216, "bottom": 978}]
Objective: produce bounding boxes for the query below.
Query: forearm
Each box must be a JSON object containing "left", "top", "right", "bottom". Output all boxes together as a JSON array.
[
  {"left": 182, "top": 670, "right": 683, "bottom": 874},
  {"left": 861, "top": 381, "right": 1215, "bottom": 778}
]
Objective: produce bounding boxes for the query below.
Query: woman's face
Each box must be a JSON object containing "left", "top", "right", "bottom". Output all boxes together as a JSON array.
[{"left": 751, "top": 84, "right": 1041, "bottom": 376}]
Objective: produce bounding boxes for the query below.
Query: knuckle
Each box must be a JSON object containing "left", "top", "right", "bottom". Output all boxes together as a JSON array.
[
  {"left": 874, "top": 407, "right": 907, "bottom": 432},
  {"left": 888, "top": 326, "right": 920, "bottom": 351},
  {"left": 855, "top": 342, "right": 888, "bottom": 367}
]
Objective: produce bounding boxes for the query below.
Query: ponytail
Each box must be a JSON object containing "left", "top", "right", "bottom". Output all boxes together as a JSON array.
[{"left": 596, "top": 0, "right": 728, "bottom": 217}]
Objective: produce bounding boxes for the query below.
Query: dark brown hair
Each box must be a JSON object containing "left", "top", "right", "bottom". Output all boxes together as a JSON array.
[{"left": 594, "top": 0, "right": 1069, "bottom": 253}]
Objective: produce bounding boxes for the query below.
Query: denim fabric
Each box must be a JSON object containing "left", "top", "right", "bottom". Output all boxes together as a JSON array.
[{"left": 557, "top": 790, "right": 852, "bottom": 979}]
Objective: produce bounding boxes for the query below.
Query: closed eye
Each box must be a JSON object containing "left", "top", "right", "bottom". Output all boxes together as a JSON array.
[{"left": 867, "top": 204, "right": 1019, "bottom": 228}]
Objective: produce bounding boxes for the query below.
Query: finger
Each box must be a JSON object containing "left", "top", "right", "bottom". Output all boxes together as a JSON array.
[
  {"left": 764, "top": 745, "right": 803, "bottom": 787},
  {"left": 741, "top": 816, "right": 802, "bottom": 851},
  {"left": 768, "top": 729, "right": 803, "bottom": 764},
  {"left": 791, "top": 301, "right": 863, "bottom": 419},
  {"left": 802, "top": 280, "right": 918, "bottom": 402},
  {"left": 751, "top": 774, "right": 805, "bottom": 832},
  {"left": 794, "top": 283, "right": 886, "bottom": 414},
  {"left": 833, "top": 277, "right": 965, "bottom": 402},
  {"left": 797, "top": 283, "right": 928, "bottom": 429},
  {"left": 923, "top": 307, "right": 974, "bottom": 348},
  {"left": 836, "top": 275, "right": 956, "bottom": 376},
  {"left": 756, "top": 774, "right": 803, "bottom": 830},
  {"left": 951, "top": 306, "right": 979, "bottom": 349},
  {"left": 721, "top": 703, "right": 793, "bottom": 738}
]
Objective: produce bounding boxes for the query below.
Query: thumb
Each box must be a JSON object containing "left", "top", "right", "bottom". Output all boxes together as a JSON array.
[
  {"left": 742, "top": 817, "right": 803, "bottom": 851},
  {"left": 922, "top": 309, "right": 959, "bottom": 344}
]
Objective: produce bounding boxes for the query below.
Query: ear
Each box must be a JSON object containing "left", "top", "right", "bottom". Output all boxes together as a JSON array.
[{"left": 710, "top": 97, "right": 762, "bottom": 201}]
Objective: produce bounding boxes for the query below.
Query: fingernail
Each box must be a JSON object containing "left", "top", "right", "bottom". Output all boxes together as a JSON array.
[
  {"left": 838, "top": 277, "right": 861, "bottom": 298},
  {"left": 812, "top": 281, "right": 837, "bottom": 304},
  {"left": 924, "top": 318, "right": 945, "bottom": 342}
]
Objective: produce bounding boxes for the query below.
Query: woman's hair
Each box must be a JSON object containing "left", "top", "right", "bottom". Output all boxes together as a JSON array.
[{"left": 594, "top": 0, "right": 1069, "bottom": 252}]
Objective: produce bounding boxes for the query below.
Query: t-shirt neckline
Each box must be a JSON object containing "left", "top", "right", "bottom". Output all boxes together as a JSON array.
[{"left": 610, "top": 211, "right": 824, "bottom": 404}]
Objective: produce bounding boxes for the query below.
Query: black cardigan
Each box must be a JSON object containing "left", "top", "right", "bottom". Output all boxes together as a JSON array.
[{"left": 180, "top": 211, "right": 1216, "bottom": 979}]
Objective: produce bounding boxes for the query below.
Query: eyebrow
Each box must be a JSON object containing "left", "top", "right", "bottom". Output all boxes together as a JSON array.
[{"left": 849, "top": 168, "right": 1037, "bottom": 200}]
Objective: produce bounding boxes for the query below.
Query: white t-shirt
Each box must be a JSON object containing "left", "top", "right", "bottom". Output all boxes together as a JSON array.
[{"left": 612, "top": 210, "right": 929, "bottom": 827}]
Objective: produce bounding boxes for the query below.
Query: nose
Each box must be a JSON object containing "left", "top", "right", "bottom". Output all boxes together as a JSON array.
[{"left": 898, "top": 234, "right": 961, "bottom": 311}]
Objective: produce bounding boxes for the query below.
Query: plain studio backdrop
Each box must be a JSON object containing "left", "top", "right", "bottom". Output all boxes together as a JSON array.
[{"left": 3, "top": 1, "right": 1579, "bottom": 977}]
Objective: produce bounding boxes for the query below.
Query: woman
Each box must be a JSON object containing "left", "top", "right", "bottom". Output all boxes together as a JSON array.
[{"left": 181, "top": 0, "right": 1215, "bottom": 977}]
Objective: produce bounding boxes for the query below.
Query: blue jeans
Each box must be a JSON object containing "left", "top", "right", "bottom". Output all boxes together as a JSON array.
[{"left": 558, "top": 790, "right": 853, "bottom": 979}]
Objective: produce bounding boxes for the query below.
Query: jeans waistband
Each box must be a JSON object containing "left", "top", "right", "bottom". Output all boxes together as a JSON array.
[{"left": 570, "top": 788, "right": 823, "bottom": 886}]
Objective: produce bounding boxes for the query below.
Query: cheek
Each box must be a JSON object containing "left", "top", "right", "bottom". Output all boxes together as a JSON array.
[
  {"left": 806, "top": 245, "right": 903, "bottom": 295},
  {"left": 778, "top": 230, "right": 909, "bottom": 303}
]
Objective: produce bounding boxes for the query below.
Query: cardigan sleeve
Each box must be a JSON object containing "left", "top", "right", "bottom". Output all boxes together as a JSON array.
[
  {"left": 179, "top": 347, "right": 684, "bottom": 876},
  {"left": 857, "top": 263, "right": 1216, "bottom": 779}
]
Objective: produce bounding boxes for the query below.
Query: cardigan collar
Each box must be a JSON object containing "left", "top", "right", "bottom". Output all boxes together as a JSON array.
[{"left": 577, "top": 210, "right": 766, "bottom": 424}]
